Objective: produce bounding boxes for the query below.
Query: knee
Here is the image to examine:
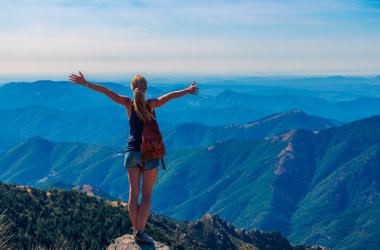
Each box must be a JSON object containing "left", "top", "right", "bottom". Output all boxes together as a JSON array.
[
  {"left": 129, "top": 191, "right": 140, "bottom": 203},
  {"left": 141, "top": 193, "right": 152, "bottom": 202}
]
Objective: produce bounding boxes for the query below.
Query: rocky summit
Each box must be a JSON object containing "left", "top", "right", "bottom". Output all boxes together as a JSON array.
[{"left": 107, "top": 234, "right": 170, "bottom": 250}]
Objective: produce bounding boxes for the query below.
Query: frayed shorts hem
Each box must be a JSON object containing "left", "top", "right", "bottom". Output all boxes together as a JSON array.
[{"left": 124, "top": 151, "right": 159, "bottom": 170}]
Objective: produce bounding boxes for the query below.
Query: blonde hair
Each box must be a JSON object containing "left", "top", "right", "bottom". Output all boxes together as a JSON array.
[{"left": 130, "top": 75, "right": 155, "bottom": 123}]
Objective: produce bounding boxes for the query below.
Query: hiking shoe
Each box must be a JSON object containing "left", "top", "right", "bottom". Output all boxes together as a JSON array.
[
  {"left": 134, "top": 230, "right": 154, "bottom": 244},
  {"left": 133, "top": 230, "right": 138, "bottom": 239}
]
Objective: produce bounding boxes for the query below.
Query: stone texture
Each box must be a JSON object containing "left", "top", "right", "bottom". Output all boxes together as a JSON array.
[{"left": 107, "top": 234, "right": 170, "bottom": 250}]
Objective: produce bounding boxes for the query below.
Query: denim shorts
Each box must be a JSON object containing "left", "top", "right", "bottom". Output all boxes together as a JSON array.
[{"left": 124, "top": 151, "right": 159, "bottom": 170}]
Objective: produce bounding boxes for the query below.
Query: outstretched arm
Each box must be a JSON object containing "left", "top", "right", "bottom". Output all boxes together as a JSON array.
[
  {"left": 149, "top": 81, "right": 199, "bottom": 109},
  {"left": 69, "top": 71, "right": 131, "bottom": 108}
]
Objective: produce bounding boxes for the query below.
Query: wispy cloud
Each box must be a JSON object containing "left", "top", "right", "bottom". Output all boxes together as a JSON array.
[{"left": 0, "top": 0, "right": 379, "bottom": 77}]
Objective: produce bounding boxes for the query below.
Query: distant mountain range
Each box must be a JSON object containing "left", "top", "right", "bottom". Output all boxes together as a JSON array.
[
  {"left": 198, "top": 89, "right": 380, "bottom": 121},
  {"left": 0, "top": 108, "right": 337, "bottom": 194},
  {"left": 0, "top": 97, "right": 339, "bottom": 152},
  {"left": 0, "top": 104, "right": 130, "bottom": 151},
  {"left": 1, "top": 78, "right": 380, "bottom": 249},
  {"left": 163, "top": 109, "right": 339, "bottom": 150},
  {"left": 0, "top": 80, "right": 163, "bottom": 111},
  {"left": 0, "top": 136, "right": 128, "bottom": 199},
  {"left": 153, "top": 115, "right": 380, "bottom": 249},
  {"left": 1, "top": 115, "right": 379, "bottom": 249},
  {"left": 1, "top": 80, "right": 380, "bottom": 145}
]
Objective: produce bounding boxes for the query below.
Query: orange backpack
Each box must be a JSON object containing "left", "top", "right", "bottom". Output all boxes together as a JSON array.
[{"left": 140, "top": 107, "right": 166, "bottom": 172}]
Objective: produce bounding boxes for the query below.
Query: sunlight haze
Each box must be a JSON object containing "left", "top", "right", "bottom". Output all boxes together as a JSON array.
[{"left": 1, "top": 0, "right": 380, "bottom": 78}]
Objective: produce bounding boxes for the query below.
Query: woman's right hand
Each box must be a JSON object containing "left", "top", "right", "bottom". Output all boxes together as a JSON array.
[
  {"left": 69, "top": 71, "right": 87, "bottom": 85},
  {"left": 187, "top": 81, "right": 199, "bottom": 95}
]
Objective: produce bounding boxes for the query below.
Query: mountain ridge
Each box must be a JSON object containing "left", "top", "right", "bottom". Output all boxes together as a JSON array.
[
  {"left": 163, "top": 109, "right": 339, "bottom": 150},
  {"left": 154, "top": 115, "right": 380, "bottom": 249},
  {"left": 0, "top": 182, "right": 312, "bottom": 249}
]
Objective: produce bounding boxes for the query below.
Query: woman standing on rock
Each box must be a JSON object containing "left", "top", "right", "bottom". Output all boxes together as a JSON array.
[{"left": 69, "top": 72, "right": 198, "bottom": 244}]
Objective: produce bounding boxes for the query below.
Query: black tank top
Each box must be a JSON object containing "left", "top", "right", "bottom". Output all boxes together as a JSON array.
[{"left": 125, "top": 101, "right": 144, "bottom": 152}]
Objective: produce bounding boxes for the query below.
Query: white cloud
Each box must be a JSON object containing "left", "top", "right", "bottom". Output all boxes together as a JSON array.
[{"left": 0, "top": 0, "right": 379, "bottom": 76}]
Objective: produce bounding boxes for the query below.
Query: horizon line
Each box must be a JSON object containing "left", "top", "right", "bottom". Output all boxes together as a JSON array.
[{"left": 1, "top": 73, "right": 379, "bottom": 85}]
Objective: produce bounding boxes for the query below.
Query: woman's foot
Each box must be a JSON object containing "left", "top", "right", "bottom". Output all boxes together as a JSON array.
[{"left": 133, "top": 230, "right": 154, "bottom": 244}]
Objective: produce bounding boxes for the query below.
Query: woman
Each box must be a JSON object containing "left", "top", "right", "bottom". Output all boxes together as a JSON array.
[{"left": 69, "top": 72, "right": 199, "bottom": 244}]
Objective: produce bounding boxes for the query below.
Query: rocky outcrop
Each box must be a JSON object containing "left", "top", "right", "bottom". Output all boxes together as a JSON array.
[{"left": 107, "top": 234, "right": 170, "bottom": 250}]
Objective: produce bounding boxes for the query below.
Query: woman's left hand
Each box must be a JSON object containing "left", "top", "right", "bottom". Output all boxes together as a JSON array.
[
  {"left": 187, "top": 81, "right": 199, "bottom": 95},
  {"left": 69, "top": 71, "right": 87, "bottom": 85}
]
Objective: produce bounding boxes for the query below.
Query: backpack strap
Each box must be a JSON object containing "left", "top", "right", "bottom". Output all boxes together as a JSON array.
[
  {"left": 147, "top": 101, "right": 157, "bottom": 121},
  {"left": 161, "top": 158, "right": 166, "bottom": 170},
  {"left": 140, "top": 100, "right": 148, "bottom": 174},
  {"left": 141, "top": 158, "right": 146, "bottom": 173}
]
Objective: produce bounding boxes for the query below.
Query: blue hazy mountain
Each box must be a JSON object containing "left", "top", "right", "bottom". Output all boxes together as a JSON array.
[
  {"left": 0, "top": 80, "right": 163, "bottom": 110},
  {"left": 163, "top": 109, "right": 340, "bottom": 150},
  {"left": 152, "top": 115, "right": 380, "bottom": 249},
  {"left": 0, "top": 109, "right": 332, "bottom": 187},
  {"left": 0, "top": 105, "right": 129, "bottom": 149},
  {"left": 0, "top": 136, "right": 128, "bottom": 198},
  {"left": 1, "top": 115, "right": 379, "bottom": 249},
  {"left": 2, "top": 78, "right": 380, "bottom": 152},
  {"left": 2, "top": 78, "right": 380, "bottom": 122},
  {"left": 1, "top": 77, "right": 380, "bottom": 249}
]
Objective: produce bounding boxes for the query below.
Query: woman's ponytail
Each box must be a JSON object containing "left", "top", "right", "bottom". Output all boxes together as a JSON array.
[{"left": 131, "top": 75, "right": 155, "bottom": 123}]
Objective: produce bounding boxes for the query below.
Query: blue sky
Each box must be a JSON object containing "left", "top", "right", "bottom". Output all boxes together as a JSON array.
[{"left": 1, "top": 0, "right": 380, "bottom": 79}]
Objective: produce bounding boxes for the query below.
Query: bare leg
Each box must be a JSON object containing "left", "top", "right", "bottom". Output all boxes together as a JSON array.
[
  {"left": 127, "top": 168, "right": 141, "bottom": 233},
  {"left": 137, "top": 167, "right": 158, "bottom": 232}
]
